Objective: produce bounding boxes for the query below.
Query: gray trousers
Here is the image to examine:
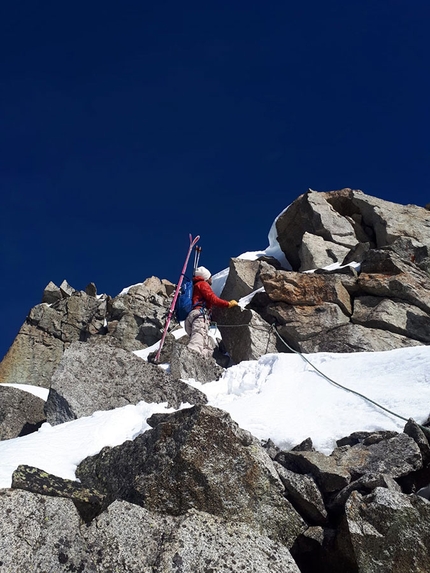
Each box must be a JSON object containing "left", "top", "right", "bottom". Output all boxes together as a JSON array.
[{"left": 185, "top": 309, "right": 213, "bottom": 358}]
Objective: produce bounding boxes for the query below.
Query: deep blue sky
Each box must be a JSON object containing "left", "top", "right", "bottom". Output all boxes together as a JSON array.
[{"left": 1, "top": 1, "right": 429, "bottom": 360}]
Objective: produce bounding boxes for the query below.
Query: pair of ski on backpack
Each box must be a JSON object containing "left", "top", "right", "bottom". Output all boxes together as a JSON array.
[{"left": 154, "top": 235, "right": 201, "bottom": 363}]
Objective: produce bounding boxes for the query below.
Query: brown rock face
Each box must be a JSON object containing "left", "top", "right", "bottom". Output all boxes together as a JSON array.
[{"left": 260, "top": 271, "right": 352, "bottom": 315}]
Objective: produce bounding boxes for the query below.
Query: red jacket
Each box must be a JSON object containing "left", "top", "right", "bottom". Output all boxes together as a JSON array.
[{"left": 192, "top": 276, "right": 230, "bottom": 310}]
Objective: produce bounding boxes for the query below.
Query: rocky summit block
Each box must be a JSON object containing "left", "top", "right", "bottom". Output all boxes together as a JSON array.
[
  {"left": 77, "top": 404, "right": 306, "bottom": 548},
  {"left": 44, "top": 339, "right": 207, "bottom": 425},
  {"left": 275, "top": 188, "right": 430, "bottom": 272}
]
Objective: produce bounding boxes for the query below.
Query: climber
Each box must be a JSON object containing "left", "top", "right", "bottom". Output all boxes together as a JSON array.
[{"left": 185, "top": 266, "right": 238, "bottom": 358}]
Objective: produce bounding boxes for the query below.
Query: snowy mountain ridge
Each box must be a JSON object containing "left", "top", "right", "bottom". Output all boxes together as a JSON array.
[{"left": 1, "top": 188, "right": 430, "bottom": 572}]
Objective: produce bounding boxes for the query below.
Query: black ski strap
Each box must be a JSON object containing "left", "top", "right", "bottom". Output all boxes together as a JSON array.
[{"left": 193, "top": 246, "right": 202, "bottom": 272}]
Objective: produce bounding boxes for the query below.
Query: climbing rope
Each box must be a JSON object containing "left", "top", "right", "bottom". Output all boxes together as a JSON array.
[
  {"left": 211, "top": 319, "right": 430, "bottom": 438},
  {"left": 270, "top": 324, "right": 411, "bottom": 421},
  {"left": 272, "top": 323, "right": 430, "bottom": 437}
]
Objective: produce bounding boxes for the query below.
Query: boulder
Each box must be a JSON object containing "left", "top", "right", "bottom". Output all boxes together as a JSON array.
[
  {"left": 275, "top": 450, "right": 351, "bottom": 495},
  {"left": 42, "top": 280, "right": 63, "bottom": 304},
  {"left": 275, "top": 463, "right": 328, "bottom": 525},
  {"left": 262, "top": 438, "right": 281, "bottom": 459},
  {"left": 328, "top": 472, "right": 402, "bottom": 514},
  {"left": 357, "top": 271, "right": 430, "bottom": 315},
  {"left": 0, "top": 385, "right": 46, "bottom": 440},
  {"left": 331, "top": 433, "right": 422, "bottom": 480},
  {"left": 59, "top": 279, "right": 75, "bottom": 297},
  {"left": 84, "top": 282, "right": 97, "bottom": 297},
  {"left": 0, "top": 489, "right": 89, "bottom": 572},
  {"left": 44, "top": 339, "right": 207, "bottom": 425},
  {"left": 291, "top": 437, "right": 315, "bottom": 452},
  {"left": 299, "top": 231, "right": 350, "bottom": 271},
  {"left": 169, "top": 342, "right": 225, "bottom": 382},
  {"left": 404, "top": 418, "right": 430, "bottom": 465},
  {"left": 220, "top": 257, "right": 274, "bottom": 301},
  {"left": 213, "top": 306, "right": 280, "bottom": 363},
  {"left": 12, "top": 465, "right": 106, "bottom": 522},
  {"left": 336, "top": 430, "right": 398, "bottom": 448},
  {"left": 0, "top": 489, "right": 301, "bottom": 572},
  {"left": 360, "top": 247, "right": 423, "bottom": 275},
  {"left": 83, "top": 502, "right": 301, "bottom": 572},
  {"left": 337, "top": 488, "right": 430, "bottom": 572},
  {"left": 77, "top": 405, "right": 306, "bottom": 547}
]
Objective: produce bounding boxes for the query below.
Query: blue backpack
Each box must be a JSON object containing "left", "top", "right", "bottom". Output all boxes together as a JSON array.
[{"left": 175, "top": 276, "right": 194, "bottom": 322}]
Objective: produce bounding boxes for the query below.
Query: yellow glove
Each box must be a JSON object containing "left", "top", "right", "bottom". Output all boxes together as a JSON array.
[{"left": 228, "top": 300, "right": 239, "bottom": 308}]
